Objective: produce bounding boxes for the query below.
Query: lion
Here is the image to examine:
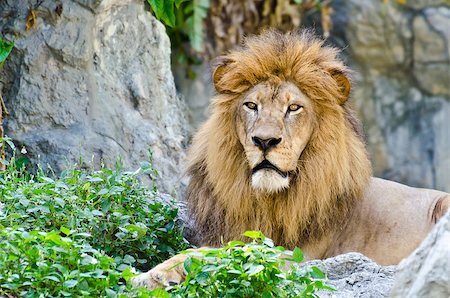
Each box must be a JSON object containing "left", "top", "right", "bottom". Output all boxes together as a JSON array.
[{"left": 131, "top": 30, "right": 450, "bottom": 290}]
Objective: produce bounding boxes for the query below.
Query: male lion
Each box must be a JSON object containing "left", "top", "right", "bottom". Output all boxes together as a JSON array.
[{"left": 132, "top": 30, "right": 450, "bottom": 289}]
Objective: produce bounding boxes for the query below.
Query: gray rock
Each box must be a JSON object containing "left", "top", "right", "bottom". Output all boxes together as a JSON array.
[
  {"left": 174, "top": 63, "right": 215, "bottom": 129},
  {"left": 0, "top": 0, "right": 189, "bottom": 193},
  {"left": 305, "top": 253, "right": 396, "bottom": 298},
  {"left": 329, "top": 0, "right": 450, "bottom": 192},
  {"left": 391, "top": 210, "right": 450, "bottom": 297},
  {"left": 413, "top": 7, "right": 450, "bottom": 97}
]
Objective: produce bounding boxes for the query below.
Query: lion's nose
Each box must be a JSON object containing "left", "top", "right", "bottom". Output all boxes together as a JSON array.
[{"left": 252, "top": 136, "right": 282, "bottom": 152}]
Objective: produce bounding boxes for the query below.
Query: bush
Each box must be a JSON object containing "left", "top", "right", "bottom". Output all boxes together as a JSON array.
[
  {"left": 158, "top": 231, "right": 335, "bottom": 298},
  {"left": 0, "top": 150, "right": 188, "bottom": 297},
  {"left": 0, "top": 157, "right": 188, "bottom": 271},
  {"left": 0, "top": 228, "right": 135, "bottom": 297}
]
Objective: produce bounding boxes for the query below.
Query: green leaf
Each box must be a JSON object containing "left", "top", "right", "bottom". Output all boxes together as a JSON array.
[
  {"left": 227, "top": 269, "right": 242, "bottom": 274},
  {"left": 91, "top": 210, "right": 103, "bottom": 216},
  {"left": 123, "top": 254, "right": 136, "bottom": 265},
  {"left": 184, "top": 257, "right": 193, "bottom": 273},
  {"left": 63, "top": 279, "right": 78, "bottom": 288},
  {"left": 148, "top": 288, "right": 170, "bottom": 298},
  {"left": 227, "top": 240, "right": 245, "bottom": 247},
  {"left": 105, "top": 289, "right": 117, "bottom": 298},
  {"left": 184, "top": 0, "right": 209, "bottom": 52},
  {"left": 243, "top": 230, "right": 264, "bottom": 240},
  {"left": 195, "top": 271, "right": 209, "bottom": 283},
  {"left": 311, "top": 266, "right": 325, "bottom": 279},
  {"left": 41, "top": 177, "right": 54, "bottom": 183},
  {"left": 247, "top": 264, "right": 264, "bottom": 276},
  {"left": 0, "top": 37, "right": 14, "bottom": 64},
  {"left": 4, "top": 138, "right": 15, "bottom": 150},
  {"left": 43, "top": 275, "right": 61, "bottom": 282},
  {"left": 125, "top": 224, "right": 148, "bottom": 239},
  {"left": 147, "top": 0, "right": 176, "bottom": 27},
  {"left": 293, "top": 247, "right": 304, "bottom": 263},
  {"left": 60, "top": 226, "right": 71, "bottom": 236},
  {"left": 175, "top": 0, "right": 189, "bottom": 8},
  {"left": 101, "top": 198, "right": 111, "bottom": 213}
]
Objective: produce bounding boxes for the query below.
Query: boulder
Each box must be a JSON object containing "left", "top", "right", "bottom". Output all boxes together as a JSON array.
[
  {"left": 0, "top": 0, "right": 189, "bottom": 193},
  {"left": 391, "top": 210, "right": 450, "bottom": 297},
  {"left": 330, "top": 0, "right": 450, "bottom": 192},
  {"left": 305, "top": 253, "right": 395, "bottom": 298}
]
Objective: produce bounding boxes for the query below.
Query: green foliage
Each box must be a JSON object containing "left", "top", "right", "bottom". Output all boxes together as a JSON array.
[
  {"left": 0, "top": 228, "right": 136, "bottom": 297},
  {"left": 158, "top": 231, "right": 335, "bottom": 298},
  {"left": 0, "top": 143, "right": 188, "bottom": 297},
  {"left": 146, "top": 0, "right": 209, "bottom": 79},
  {"left": 183, "top": 0, "right": 209, "bottom": 52},
  {"left": 0, "top": 36, "right": 14, "bottom": 68},
  {"left": 147, "top": 0, "right": 208, "bottom": 52}
]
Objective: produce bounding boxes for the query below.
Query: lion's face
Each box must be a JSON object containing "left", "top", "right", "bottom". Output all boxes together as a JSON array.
[{"left": 236, "top": 81, "right": 317, "bottom": 192}]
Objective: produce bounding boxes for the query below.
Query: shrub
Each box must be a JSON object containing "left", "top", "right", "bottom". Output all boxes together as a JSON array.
[
  {"left": 0, "top": 228, "right": 135, "bottom": 297},
  {"left": 158, "top": 231, "right": 335, "bottom": 298},
  {"left": 0, "top": 156, "right": 188, "bottom": 271},
  {"left": 0, "top": 148, "right": 188, "bottom": 297}
]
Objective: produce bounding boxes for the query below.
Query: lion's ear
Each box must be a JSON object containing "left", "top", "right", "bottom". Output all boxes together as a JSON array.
[
  {"left": 212, "top": 56, "right": 234, "bottom": 93},
  {"left": 330, "top": 69, "right": 351, "bottom": 104}
]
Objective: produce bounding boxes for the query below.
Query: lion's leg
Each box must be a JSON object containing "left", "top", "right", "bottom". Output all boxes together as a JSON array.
[
  {"left": 130, "top": 254, "right": 188, "bottom": 290},
  {"left": 130, "top": 248, "right": 208, "bottom": 290}
]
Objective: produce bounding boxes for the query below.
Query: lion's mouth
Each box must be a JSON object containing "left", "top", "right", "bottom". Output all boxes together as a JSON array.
[{"left": 252, "top": 160, "right": 288, "bottom": 178}]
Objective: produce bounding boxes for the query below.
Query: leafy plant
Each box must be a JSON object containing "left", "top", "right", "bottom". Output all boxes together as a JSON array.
[
  {"left": 0, "top": 155, "right": 188, "bottom": 272},
  {"left": 0, "top": 145, "right": 188, "bottom": 297},
  {"left": 0, "top": 228, "right": 136, "bottom": 297},
  {"left": 158, "top": 231, "right": 335, "bottom": 297},
  {"left": 147, "top": 0, "right": 209, "bottom": 52},
  {"left": 0, "top": 36, "right": 14, "bottom": 68},
  {"left": 146, "top": 0, "right": 209, "bottom": 79}
]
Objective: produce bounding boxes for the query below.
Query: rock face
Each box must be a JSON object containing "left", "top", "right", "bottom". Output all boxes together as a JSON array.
[
  {"left": 177, "top": 0, "right": 450, "bottom": 192},
  {"left": 329, "top": 0, "right": 450, "bottom": 192},
  {"left": 0, "top": 0, "right": 189, "bottom": 193},
  {"left": 305, "top": 253, "right": 396, "bottom": 298},
  {"left": 391, "top": 210, "right": 450, "bottom": 297}
]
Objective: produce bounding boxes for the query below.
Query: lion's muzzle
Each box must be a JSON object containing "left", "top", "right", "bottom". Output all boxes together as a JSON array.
[
  {"left": 251, "top": 159, "right": 290, "bottom": 192},
  {"left": 252, "top": 159, "right": 288, "bottom": 178}
]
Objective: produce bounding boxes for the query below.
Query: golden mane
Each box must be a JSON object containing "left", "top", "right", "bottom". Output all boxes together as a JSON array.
[{"left": 186, "top": 30, "right": 372, "bottom": 248}]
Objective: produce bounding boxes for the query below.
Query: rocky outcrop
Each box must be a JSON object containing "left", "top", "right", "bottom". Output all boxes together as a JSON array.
[
  {"left": 0, "top": 0, "right": 189, "bottom": 193},
  {"left": 329, "top": 0, "right": 450, "bottom": 192},
  {"left": 391, "top": 209, "right": 450, "bottom": 297},
  {"left": 306, "top": 253, "right": 396, "bottom": 298}
]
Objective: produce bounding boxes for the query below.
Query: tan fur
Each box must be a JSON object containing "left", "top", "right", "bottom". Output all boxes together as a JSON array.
[
  {"left": 186, "top": 30, "right": 371, "bottom": 248},
  {"left": 131, "top": 30, "right": 449, "bottom": 290}
]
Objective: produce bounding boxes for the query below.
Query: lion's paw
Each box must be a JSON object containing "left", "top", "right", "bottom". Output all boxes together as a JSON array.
[{"left": 130, "top": 255, "right": 187, "bottom": 290}]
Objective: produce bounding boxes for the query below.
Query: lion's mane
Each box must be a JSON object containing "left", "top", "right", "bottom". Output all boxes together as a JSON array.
[{"left": 186, "top": 30, "right": 372, "bottom": 248}]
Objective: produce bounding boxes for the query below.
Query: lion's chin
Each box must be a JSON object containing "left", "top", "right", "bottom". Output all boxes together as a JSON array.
[{"left": 251, "top": 170, "right": 290, "bottom": 192}]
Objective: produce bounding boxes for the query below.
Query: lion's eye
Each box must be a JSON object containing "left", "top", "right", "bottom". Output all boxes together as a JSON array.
[
  {"left": 244, "top": 102, "right": 258, "bottom": 110},
  {"left": 288, "top": 104, "right": 303, "bottom": 113}
]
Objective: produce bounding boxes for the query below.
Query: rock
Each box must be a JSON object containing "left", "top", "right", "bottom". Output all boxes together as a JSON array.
[
  {"left": 0, "top": 0, "right": 189, "bottom": 193},
  {"left": 305, "top": 253, "right": 396, "bottom": 298},
  {"left": 329, "top": 0, "right": 450, "bottom": 192},
  {"left": 391, "top": 210, "right": 450, "bottom": 297},
  {"left": 413, "top": 7, "right": 450, "bottom": 97},
  {"left": 174, "top": 63, "right": 214, "bottom": 129}
]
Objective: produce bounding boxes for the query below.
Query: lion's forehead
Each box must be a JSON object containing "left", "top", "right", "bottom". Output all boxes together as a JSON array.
[{"left": 245, "top": 81, "right": 309, "bottom": 108}]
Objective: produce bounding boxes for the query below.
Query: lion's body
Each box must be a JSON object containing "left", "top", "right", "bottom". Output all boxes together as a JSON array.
[
  {"left": 131, "top": 30, "right": 450, "bottom": 290},
  {"left": 302, "top": 177, "right": 448, "bottom": 264}
]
